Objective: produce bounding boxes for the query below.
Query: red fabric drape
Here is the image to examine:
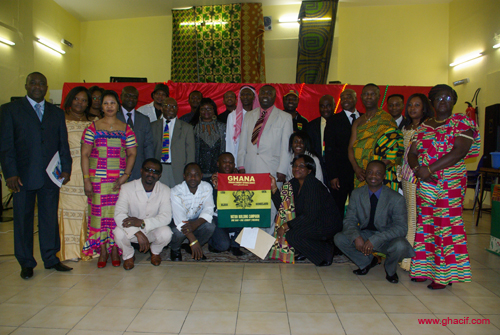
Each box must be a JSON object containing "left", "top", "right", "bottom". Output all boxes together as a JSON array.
[{"left": 62, "top": 81, "right": 433, "bottom": 121}]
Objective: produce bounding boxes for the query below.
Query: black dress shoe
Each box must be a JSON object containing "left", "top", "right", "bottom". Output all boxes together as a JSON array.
[
  {"left": 171, "top": 249, "right": 182, "bottom": 261},
  {"left": 294, "top": 253, "right": 307, "bottom": 261},
  {"left": 385, "top": 270, "right": 399, "bottom": 284},
  {"left": 20, "top": 267, "right": 34, "bottom": 279},
  {"left": 231, "top": 247, "right": 244, "bottom": 256},
  {"left": 45, "top": 262, "right": 73, "bottom": 271},
  {"left": 353, "top": 256, "right": 379, "bottom": 275},
  {"left": 317, "top": 260, "right": 332, "bottom": 267}
]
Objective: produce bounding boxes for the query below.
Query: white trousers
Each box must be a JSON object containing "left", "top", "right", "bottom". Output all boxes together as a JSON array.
[{"left": 114, "top": 226, "right": 172, "bottom": 260}]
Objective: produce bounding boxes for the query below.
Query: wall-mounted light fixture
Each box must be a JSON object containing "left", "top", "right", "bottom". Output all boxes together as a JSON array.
[
  {"left": 449, "top": 51, "right": 483, "bottom": 67},
  {"left": 36, "top": 37, "right": 65, "bottom": 54},
  {"left": 0, "top": 36, "right": 15, "bottom": 46},
  {"left": 279, "top": 15, "right": 331, "bottom": 23}
]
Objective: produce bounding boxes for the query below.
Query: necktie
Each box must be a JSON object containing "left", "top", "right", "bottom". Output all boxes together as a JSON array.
[
  {"left": 127, "top": 112, "right": 134, "bottom": 129},
  {"left": 251, "top": 109, "right": 267, "bottom": 145},
  {"left": 35, "top": 103, "right": 42, "bottom": 121},
  {"left": 161, "top": 120, "right": 170, "bottom": 162},
  {"left": 367, "top": 193, "right": 378, "bottom": 231},
  {"left": 350, "top": 113, "right": 357, "bottom": 123}
]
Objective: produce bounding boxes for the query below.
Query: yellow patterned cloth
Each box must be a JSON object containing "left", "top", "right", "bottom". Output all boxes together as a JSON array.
[
  {"left": 57, "top": 120, "right": 92, "bottom": 261},
  {"left": 353, "top": 109, "right": 403, "bottom": 191}
]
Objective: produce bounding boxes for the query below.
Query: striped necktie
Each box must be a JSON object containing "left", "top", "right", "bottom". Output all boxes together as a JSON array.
[
  {"left": 161, "top": 121, "right": 170, "bottom": 162},
  {"left": 251, "top": 109, "right": 268, "bottom": 145}
]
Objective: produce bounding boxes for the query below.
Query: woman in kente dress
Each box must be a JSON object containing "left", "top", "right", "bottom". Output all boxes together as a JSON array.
[
  {"left": 81, "top": 90, "right": 137, "bottom": 268},
  {"left": 408, "top": 85, "right": 480, "bottom": 289}
]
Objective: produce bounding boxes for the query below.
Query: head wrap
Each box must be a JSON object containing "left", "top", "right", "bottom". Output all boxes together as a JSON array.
[{"left": 233, "top": 85, "right": 259, "bottom": 142}]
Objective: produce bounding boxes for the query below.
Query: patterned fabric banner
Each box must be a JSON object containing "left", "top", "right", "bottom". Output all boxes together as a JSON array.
[
  {"left": 296, "top": 0, "right": 339, "bottom": 84},
  {"left": 217, "top": 173, "right": 271, "bottom": 228},
  {"left": 171, "top": 4, "right": 266, "bottom": 83}
]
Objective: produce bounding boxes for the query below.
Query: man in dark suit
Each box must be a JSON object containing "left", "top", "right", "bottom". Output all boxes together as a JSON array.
[
  {"left": 334, "top": 160, "right": 414, "bottom": 284},
  {"left": 217, "top": 90, "right": 236, "bottom": 124},
  {"left": 119, "top": 86, "right": 154, "bottom": 181},
  {"left": 325, "top": 89, "right": 361, "bottom": 217},
  {"left": 0, "top": 72, "right": 73, "bottom": 279},
  {"left": 151, "top": 97, "right": 195, "bottom": 188},
  {"left": 305, "top": 94, "right": 334, "bottom": 185},
  {"left": 387, "top": 94, "right": 405, "bottom": 130},
  {"left": 179, "top": 91, "right": 203, "bottom": 123}
]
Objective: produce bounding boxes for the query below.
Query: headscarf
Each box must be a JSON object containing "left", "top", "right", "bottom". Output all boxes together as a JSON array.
[{"left": 233, "top": 85, "right": 259, "bottom": 142}]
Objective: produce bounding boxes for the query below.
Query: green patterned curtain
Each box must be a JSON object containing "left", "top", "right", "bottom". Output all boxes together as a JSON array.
[
  {"left": 171, "top": 4, "right": 266, "bottom": 83},
  {"left": 296, "top": 0, "right": 339, "bottom": 84}
]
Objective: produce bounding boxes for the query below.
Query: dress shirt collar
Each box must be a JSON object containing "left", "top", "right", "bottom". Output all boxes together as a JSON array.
[
  {"left": 368, "top": 186, "right": 383, "bottom": 199},
  {"left": 26, "top": 95, "right": 45, "bottom": 112},
  {"left": 343, "top": 109, "right": 360, "bottom": 124}
]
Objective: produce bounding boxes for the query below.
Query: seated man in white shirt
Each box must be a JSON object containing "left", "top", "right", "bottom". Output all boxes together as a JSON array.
[
  {"left": 170, "top": 163, "right": 216, "bottom": 261},
  {"left": 114, "top": 158, "right": 173, "bottom": 270}
]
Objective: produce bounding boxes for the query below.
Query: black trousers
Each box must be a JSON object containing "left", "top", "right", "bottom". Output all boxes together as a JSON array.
[{"left": 13, "top": 186, "right": 61, "bottom": 268}]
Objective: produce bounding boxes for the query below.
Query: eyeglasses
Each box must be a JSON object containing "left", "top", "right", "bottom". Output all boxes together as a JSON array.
[
  {"left": 92, "top": 96, "right": 102, "bottom": 101},
  {"left": 434, "top": 95, "right": 453, "bottom": 103},
  {"left": 292, "top": 164, "right": 308, "bottom": 170},
  {"left": 162, "top": 104, "right": 177, "bottom": 109},
  {"left": 143, "top": 168, "right": 161, "bottom": 175}
]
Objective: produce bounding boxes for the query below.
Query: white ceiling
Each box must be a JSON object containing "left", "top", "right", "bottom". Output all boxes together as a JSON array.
[{"left": 53, "top": 0, "right": 452, "bottom": 22}]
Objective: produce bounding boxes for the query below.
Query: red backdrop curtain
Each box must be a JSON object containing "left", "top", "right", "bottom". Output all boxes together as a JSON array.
[{"left": 62, "top": 81, "right": 433, "bottom": 121}]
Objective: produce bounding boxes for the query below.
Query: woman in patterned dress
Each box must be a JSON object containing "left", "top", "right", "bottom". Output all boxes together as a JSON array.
[
  {"left": 81, "top": 90, "right": 137, "bottom": 268},
  {"left": 408, "top": 85, "right": 480, "bottom": 289},
  {"left": 190, "top": 98, "right": 226, "bottom": 181},
  {"left": 398, "top": 93, "right": 433, "bottom": 271},
  {"left": 58, "top": 86, "right": 96, "bottom": 261}
]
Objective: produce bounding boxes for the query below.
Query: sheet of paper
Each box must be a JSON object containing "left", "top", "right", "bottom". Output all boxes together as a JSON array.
[
  {"left": 45, "top": 151, "right": 63, "bottom": 188},
  {"left": 240, "top": 227, "right": 258, "bottom": 249},
  {"left": 236, "top": 228, "right": 276, "bottom": 260}
]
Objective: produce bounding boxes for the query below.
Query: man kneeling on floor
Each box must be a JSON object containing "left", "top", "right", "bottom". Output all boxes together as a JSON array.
[
  {"left": 114, "top": 158, "right": 173, "bottom": 270},
  {"left": 334, "top": 160, "right": 415, "bottom": 283},
  {"left": 169, "top": 162, "right": 216, "bottom": 261},
  {"left": 207, "top": 152, "right": 244, "bottom": 256}
]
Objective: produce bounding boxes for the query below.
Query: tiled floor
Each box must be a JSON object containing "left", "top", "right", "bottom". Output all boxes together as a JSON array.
[{"left": 0, "top": 210, "right": 499, "bottom": 334}]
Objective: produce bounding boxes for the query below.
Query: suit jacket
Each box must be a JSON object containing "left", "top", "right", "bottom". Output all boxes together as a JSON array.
[
  {"left": 237, "top": 106, "right": 293, "bottom": 176},
  {"left": 342, "top": 185, "right": 408, "bottom": 250},
  {"left": 305, "top": 117, "right": 327, "bottom": 182},
  {"left": 117, "top": 109, "right": 154, "bottom": 180},
  {"left": 151, "top": 118, "right": 195, "bottom": 186},
  {"left": 0, "top": 97, "right": 72, "bottom": 190},
  {"left": 325, "top": 111, "right": 359, "bottom": 188},
  {"left": 114, "top": 179, "right": 172, "bottom": 239}
]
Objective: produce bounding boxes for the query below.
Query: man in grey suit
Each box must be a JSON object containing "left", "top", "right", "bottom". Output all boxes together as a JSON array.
[
  {"left": 237, "top": 85, "right": 293, "bottom": 234},
  {"left": 0, "top": 72, "right": 73, "bottom": 279},
  {"left": 334, "top": 160, "right": 414, "bottom": 283},
  {"left": 151, "top": 97, "right": 195, "bottom": 188},
  {"left": 119, "top": 86, "right": 154, "bottom": 181}
]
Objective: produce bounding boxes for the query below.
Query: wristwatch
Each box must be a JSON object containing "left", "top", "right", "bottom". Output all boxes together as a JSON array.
[{"left": 140, "top": 220, "right": 145, "bottom": 229}]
